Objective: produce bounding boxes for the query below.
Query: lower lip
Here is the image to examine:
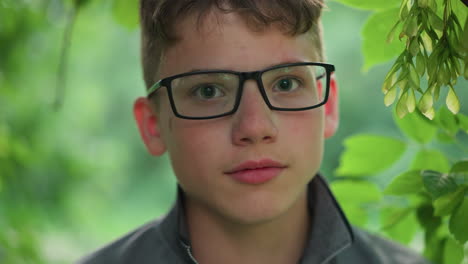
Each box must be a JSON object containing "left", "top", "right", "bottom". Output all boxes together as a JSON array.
[{"left": 227, "top": 167, "right": 283, "bottom": 184}]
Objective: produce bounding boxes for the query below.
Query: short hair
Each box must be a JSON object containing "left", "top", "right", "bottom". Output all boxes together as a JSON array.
[{"left": 139, "top": 0, "right": 325, "bottom": 89}]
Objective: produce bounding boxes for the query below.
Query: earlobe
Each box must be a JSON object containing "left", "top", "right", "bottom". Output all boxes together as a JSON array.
[
  {"left": 133, "top": 97, "right": 167, "bottom": 156},
  {"left": 324, "top": 74, "right": 339, "bottom": 138}
]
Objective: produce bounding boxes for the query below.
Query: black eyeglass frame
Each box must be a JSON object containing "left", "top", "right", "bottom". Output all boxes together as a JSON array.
[{"left": 147, "top": 62, "right": 335, "bottom": 120}]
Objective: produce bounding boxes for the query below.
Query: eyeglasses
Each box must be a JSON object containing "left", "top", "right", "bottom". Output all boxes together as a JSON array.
[{"left": 147, "top": 62, "right": 335, "bottom": 120}]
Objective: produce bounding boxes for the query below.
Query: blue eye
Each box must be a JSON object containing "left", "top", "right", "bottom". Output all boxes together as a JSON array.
[
  {"left": 274, "top": 78, "right": 301, "bottom": 92},
  {"left": 193, "top": 84, "right": 225, "bottom": 99}
]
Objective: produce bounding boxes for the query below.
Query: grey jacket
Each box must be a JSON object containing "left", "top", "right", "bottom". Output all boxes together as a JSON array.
[{"left": 78, "top": 175, "right": 429, "bottom": 264}]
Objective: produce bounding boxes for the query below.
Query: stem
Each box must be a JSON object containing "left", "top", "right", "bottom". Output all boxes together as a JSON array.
[
  {"left": 442, "top": 0, "right": 450, "bottom": 35},
  {"left": 53, "top": 7, "right": 78, "bottom": 111}
]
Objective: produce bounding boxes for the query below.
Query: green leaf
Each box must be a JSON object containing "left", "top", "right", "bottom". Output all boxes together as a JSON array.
[
  {"left": 416, "top": 204, "right": 444, "bottom": 262},
  {"left": 112, "top": 0, "right": 139, "bottom": 30},
  {"left": 443, "top": 236, "right": 464, "bottom": 264},
  {"left": 424, "top": 237, "right": 445, "bottom": 264},
  {"left": 452, "top": 161, "right": 468, "bottom": 171},
  {"left": 449, "top": 197, "right": 468, "bottom": 244},
  {"left": 331, "top": 180, "right": 382, "bottom": 227},
  {"left": 336, "top": 135, "right": 406, "bottom": 177},
  {"left": 433, "top": 187, "right": 466, "bottom": 216},
  {"left": 384, "top": 170, "right": 424, "bottom": 195},
  {"left": 435, "top": 107, "right": 459, "bottom": 135},
  {"left": 450, "top": 161, "right": 468, "bottom": 186},
  {"left": 74, "top": 0, "right": 91, "bottom": 8},
  {"left": 461, "top": 16, "right": 468, "bottom": 52},
  {"left": 422, "top": 170, "right": 458, "bottom": 199},
  {"left": 331, "top": 180, "right": 383, "bottom": 203},
  {"left": 451, "top": 0, "right": 468, "bottom": 26},
  {"left": 332, "top": 0, "right": 400, "bottom": 10},
  {"left": 417, "top": 204, "right": 442, "bottom": 234},
  {"left": 453, "top": 172, "right": 468, "bottom": 186},
  {"left": 456, "top": 113, "right": 468, "bottom": 133},
  {"left": 394, "top": 110, "right": 438, "bottom": 144},
  {"left": 451, "top": 160, "right": 468, "bottom": 174},
  {"left": 362, "top": 8, "right": 405, "bottom": 71},
  {"left": 381, "top": 207, "right": 418, "bottom": 245},
  {"left": 386, "top": 21, "right": 401, "bottom": 43},
  {"left": 411, "top": 149, "right": 450, "bottom": 172},
  {"left": 436, "top": 131, "right": 456, "bottom": 143}
]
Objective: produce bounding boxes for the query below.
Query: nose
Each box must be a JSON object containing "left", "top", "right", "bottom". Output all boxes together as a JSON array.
[{"left": 231, "top": 80, "right": 278, "bottom": 146}]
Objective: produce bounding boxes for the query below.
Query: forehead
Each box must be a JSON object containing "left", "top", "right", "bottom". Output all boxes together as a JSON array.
[{"left": 158, "top": 11, "right": 320, "bottom": 78}]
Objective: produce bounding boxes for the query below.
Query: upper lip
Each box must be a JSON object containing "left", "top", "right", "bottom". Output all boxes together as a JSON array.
[{"left": 225, "top": 159, "right": 287, "bottom": 174}]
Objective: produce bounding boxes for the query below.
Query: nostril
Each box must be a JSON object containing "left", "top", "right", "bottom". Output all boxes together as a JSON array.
[
  {"left": 262, "top": 135, "right": 274, "bottom": 142},
  {"left": 240, "top": 137, "right": 253, "bottom": 144}
]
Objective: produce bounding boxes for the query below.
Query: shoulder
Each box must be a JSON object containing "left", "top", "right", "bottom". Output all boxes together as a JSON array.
[
  {"left": 337, "top": 227, "right": 431, "bottom": 264},
  {"left": 76, "top": 218, "right": 179, "bottom": 264}
]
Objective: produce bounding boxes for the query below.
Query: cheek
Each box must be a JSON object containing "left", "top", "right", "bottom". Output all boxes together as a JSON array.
[
  {"left": 285, "top": 109, "right": 324, "bottom": 139},
  {"left": 282, "top": 110, "right": 325, "bottom": 165},
  {"left": 163, "top": 119, "right": 227, "bottom": 179}
]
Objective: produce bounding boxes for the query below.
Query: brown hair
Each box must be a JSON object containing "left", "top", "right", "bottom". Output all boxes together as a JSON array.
[{"left": 139, "top": 0, "right": 325, "bottom": 89}]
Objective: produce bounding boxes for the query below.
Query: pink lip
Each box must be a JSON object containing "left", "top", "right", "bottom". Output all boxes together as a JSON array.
[{"left": 225, "top": 159, "right": 287, "bottom": 184}]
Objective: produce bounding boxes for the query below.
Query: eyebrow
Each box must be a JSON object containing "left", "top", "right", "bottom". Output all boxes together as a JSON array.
[{"left": 186, "top": 60, "right": 308, "bottom": 73}]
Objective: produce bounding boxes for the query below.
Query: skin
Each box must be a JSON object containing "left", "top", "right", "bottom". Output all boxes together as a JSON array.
[{"left": 134, "top": 11, "right": 339, "bottom": 264}]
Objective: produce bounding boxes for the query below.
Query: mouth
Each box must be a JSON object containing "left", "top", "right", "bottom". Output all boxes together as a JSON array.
[{"left": 225, "top": 159, "right": 287, "bottom": 184}]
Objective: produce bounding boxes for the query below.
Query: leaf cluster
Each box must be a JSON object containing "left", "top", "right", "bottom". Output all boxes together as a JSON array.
[
  {"left": 334, "top": 108, "right": 468, "bottom": 263},
  {"left": 382, "top": 0, "right": 467, "bottom": 119}
]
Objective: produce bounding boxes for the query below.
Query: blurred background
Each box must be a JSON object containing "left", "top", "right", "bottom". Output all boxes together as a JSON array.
[{"left": 0, "top": 0, "right": 466, "bottom": 263}]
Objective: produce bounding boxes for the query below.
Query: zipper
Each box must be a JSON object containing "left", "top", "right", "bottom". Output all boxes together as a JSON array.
[{"left": 181, "top": 241, "right": 199, "bottom": 264}]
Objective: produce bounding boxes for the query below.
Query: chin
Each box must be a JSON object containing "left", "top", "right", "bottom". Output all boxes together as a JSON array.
[{"left": 219, "top": 188, "right": 304, "bottom": 226}]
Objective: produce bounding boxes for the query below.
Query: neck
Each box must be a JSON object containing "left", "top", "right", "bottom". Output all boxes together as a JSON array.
[{"left": 185, "top": 189, "right": 310, "bottom": 264}]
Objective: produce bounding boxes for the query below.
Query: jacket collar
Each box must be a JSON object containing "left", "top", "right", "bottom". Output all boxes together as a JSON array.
[
  {"left": 299, "top": 175, "right": 354, "bottom": 264},
  {"left": 159, "top": 174, "right": 354, "bottom": 264}
]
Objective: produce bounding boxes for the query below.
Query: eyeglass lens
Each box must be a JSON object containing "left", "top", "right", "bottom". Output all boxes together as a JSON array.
[{"left": 170, "top": 65, "right": 327, "bottom": 118}]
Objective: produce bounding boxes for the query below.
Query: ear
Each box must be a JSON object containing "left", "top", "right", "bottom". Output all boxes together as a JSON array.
[
  {"left": 133, "top": 97, "right": 167, "bottom": 156},
  {"left": 324, "top": 74, "right": 339, "bottom": 138}
]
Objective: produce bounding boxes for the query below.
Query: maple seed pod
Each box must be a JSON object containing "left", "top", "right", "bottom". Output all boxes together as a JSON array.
[
  {"left": 406, "top": 17, "right": 419, "bottom": 37},
  {"left": 384, "top": 87, "right": 397, "bottom": 106},
  {"left": 419, "top": 88, "right": 434, "bottom": 113},
  {"left": 429, "top": 12, "right": 444, "bottom": 31},
  {"left": 410, "top": 38, "right": 420, "bottom": 56},
  {"left": 422, "top": 107, "right": 435, "bottom": 120},
  {"left": 437, "top": 68, "right": 445, "bottom": 84},
  {"left": 396, "top": 91, "right": 409, "bottom": 118},
  {"left": 418, "top": 0, "right": 428, "bottom": 8},
  {"left": 416, "top": 53, "right": 426, "bottom": 76},
  {"left": 446, "top": 86, "right": 460, "bottom": 114},
  {"left": 407, "top": 89, "right": 416, "bottom": 113}
]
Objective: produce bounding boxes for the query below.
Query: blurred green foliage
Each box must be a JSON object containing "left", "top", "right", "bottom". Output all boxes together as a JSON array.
[
  {"left": 0, "top": 0, "right": 466, "bottom": 263},
  {"left": 333, "top": 0, "right": 467, "bottom": 263}
]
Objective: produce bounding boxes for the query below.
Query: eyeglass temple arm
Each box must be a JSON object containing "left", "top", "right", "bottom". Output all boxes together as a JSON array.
[
  {"left": 316, "top": 73, "right": 326, "bottom": 81},
  {"left": 316, "top": 67, "right": 335, "bottom": 81},
  {"left": 147, "top": 81, "right": 162, "bottom": 97}
]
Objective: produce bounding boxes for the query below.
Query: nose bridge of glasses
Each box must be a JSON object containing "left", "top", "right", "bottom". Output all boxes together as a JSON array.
[{"left": 237, "top": 71, "right": 269, "bottom": 106}]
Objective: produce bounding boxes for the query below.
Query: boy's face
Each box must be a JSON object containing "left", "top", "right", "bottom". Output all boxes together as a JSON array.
[{"left": 134, "top": 12, "right": 338, "bottom": 224}]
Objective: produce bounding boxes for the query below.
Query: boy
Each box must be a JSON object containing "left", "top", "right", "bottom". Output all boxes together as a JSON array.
[{"left": 80, "top": 0, "right": 428, "bottom": 263}]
